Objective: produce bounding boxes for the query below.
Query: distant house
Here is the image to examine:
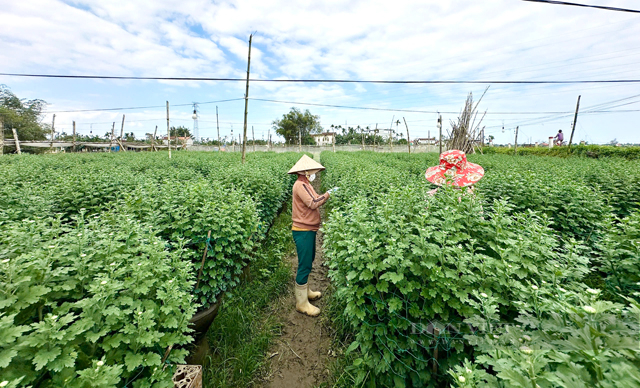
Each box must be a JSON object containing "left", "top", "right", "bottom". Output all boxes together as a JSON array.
[
  {"left": 311, "top": 132, "right": 336, "bottom": 146},
  {"left": 414, "top": 137, "right": 436, "bottom": 145},
  {"left": 162, "top": 136, "right": 193, "bottom": 147}
]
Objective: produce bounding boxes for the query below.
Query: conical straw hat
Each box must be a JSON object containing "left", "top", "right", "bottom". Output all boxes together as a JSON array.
[{"left": 288, "top": 155, "right": 326, "bottom": 174}]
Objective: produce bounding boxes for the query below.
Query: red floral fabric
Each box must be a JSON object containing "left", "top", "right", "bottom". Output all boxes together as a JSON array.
[{"left": 425, "top": 150, "right": 484, "bottom": 187}]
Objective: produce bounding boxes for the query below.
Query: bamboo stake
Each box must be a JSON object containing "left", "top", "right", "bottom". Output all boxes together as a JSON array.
[
  {"left": 568, "top": 95, "right": 581, "bottom": 151},
  {"left": 0, "top": 117, "right": 4, "bottom": 156},
  {"left": 241, "top": 34, "right": 252, "bottom": 164},
  {"left": 72, "top": 121, "right": 76, "bottom": 152},
  {"left": 216, "top": 106, "right": 221, "bottom": 146},
  {"left": 50, "top": 114, "right": 56, "bottom": 152},
  {"left": 152, "top": 125, "right": 157, "bottom": 151},
  {"left": 109, "top": 122, "right": 115, "bottom": 153},
  {"left": 196, "top": 230, "right": 212, "bottom": 290},
  {"left": 166, "top": 101, "right": 171, "bottom": 159},
  {"left": 12, "top": 127, "right": 21, "bottom": 154},
  {"left": 119, "top": 115, "right": 126, "bottom": 152},
  {"left": 403, "top": 117, "right": 411, "bottom": 154}
]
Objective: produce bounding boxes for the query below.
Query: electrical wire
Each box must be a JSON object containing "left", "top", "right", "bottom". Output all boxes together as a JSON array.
[
  {"left": 1, "top": 72, "right": 640, "bottom": 84},
  {"left": 48, "top": 98, "right": 244, "bottom": 113},
  {"left": 522, "top": 0, "right": 640, "bottom": 14}
]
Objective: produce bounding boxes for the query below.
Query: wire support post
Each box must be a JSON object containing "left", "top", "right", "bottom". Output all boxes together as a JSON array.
[
  {"left": 241, "top": 34, "right": 252, "bottom": 164},
  {"left": 568, "top": 95, "right": 581, "bottom": 151},
  {"left": 166, "top": 101, "right": 171, "bottom": 159}
]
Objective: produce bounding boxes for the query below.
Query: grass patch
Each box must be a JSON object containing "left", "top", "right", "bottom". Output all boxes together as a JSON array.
[
  {"left": 317, "top": 284, "right": 364, "bottom": 388},
  {"left": 203, "top": 205, "right": 295, "bottom": 388}
]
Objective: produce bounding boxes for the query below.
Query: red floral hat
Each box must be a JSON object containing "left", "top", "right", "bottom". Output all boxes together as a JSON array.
[{"left": 425, "top": 150, "right": 484, "bottom": 187}]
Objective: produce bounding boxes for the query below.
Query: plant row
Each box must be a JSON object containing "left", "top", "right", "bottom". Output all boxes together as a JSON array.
[
  {"left": 0, "top": 151, "right": 302, "bottom": 387},
  {"left": 319, "top": 151, "right": 640, "bottom": 387}
]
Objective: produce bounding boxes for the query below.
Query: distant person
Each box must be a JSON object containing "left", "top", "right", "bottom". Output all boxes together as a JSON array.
[{"left": 554, "top": 130, "right": 564, "bottom": 146}]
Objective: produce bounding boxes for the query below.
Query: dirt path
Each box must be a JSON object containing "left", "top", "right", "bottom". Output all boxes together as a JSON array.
[{"left": 261, "top": 175, "right": 333, "bottom": 388}]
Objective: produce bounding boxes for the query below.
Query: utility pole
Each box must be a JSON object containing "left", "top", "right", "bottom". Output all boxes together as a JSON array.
[
  {"left": 361, "top": 127, "right": 365, "bottom": 150},
  {"left": 109, "top": 122, "right": 115, "bottom": 153},
  {"left": 72, "top": 121, "right": 76, "bottom": 152},
  {"left": 231, "top": 126, "right": 234, "bottom": 152},
  {"left": 166, "top": 101, "right": 171, "bottom": 159},
  {"left": 438, "top": 115, "right": 443, "bottom": 154},
  {"left": 50, "top": 114, "right": 56, "bottom": 152},
  {"left": 403, "top": 117, "right": 411, "bottom": 154},
  {"left": 119, "top": 114, "right": 126, "bottom": 152},
  {"left": 216, "top": 106, "right": 221, "bottom": 147},
  {"left": 252, "top": 126, "right": 255, "bottom": 152},
  {"left": 514, "top": 126, "right": 519, "bottom": 155},
  {"left": 241, "top": 34, "right": 252, "bottom": 164},
  {"left": 568, "top": 95, "right": 581, "bottom": 151},
  {"left": 267, "top": 128, "right": 270, "bottom": 150}
]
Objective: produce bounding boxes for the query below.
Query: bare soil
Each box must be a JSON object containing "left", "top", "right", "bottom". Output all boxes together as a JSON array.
[{"left": 261, "top": 176, "right": 333, "bottom": 388}]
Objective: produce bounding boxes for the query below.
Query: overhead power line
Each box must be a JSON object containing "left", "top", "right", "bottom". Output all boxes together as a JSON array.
[
  {"left": 1, "top": 72, "right": 640, "bottom": 84},
  {"left": 251, "top": 98, "right": 577, "bottom": 114},
  {"left": 48, "top": 98, "right": 244, "bottom": 113},
  {"left": 522, "top": 0, "right": 640, "bottom": 14}
]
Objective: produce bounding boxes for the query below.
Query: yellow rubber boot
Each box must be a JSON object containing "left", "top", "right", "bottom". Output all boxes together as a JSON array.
[
  {"left": 295, "top": 283, "right": 320, "bottom": 317},
  {"left": 308, "top": 287, "right": 322, "bottom": 301}
]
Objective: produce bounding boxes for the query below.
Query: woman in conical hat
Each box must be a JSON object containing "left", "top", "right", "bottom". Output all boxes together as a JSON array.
[
  {"left": 288, "top": 155, "right": 336, "bottom": 317},
  {"left": 425, "top": 150, "right": 484, "bottom": 194}
]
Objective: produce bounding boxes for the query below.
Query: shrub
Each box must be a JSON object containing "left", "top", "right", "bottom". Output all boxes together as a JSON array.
[{"left": 0, "top": 212, "right": 196, "bottom": 387}]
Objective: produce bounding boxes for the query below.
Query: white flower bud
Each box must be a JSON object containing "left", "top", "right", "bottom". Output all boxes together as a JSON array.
[
  {"left": 2, "top": 259, "right": 9, "bottom": 263},
  {"left": 480, "top": 293, "right": 488, "bottom": 298},
  {"left": 519, "top": 346, "right": 533, "bottom": 354},
  {"left": 586, "top": 288, "right": 600, "bottom": 295},
  {"left": 458, "top": 376, "right": 466, "bottom": 383},
  {"left": 101, "top": 280, "right": 108, "bottom": 285},
  {"left": 97, "top": 360, "right": 104, "bottom": 366},
  {"left": 531, "top": 285, "right": 538, "bottom": 290},
  {"left": 583, "top": 306, "right": 596, "bottom": 314}
]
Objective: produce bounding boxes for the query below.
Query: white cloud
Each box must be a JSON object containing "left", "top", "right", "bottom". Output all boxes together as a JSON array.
[{"left": 1, "top": 0, "right": 639, "bottom": 143}]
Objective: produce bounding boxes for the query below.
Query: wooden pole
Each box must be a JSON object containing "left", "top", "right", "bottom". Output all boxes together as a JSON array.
[
  {"left": 252, "top": 126, "right": 255, "bottom": 152},
  {"left": 152, "top": 125, "right": 158, "bottom": 151},
  {"left": 241, "top": 34, "right": 252, "bottom": 164},
  {"left": 332, "top": 131, "right": 336, "bottom": 153},
  {"left": 374, "top": 124, "right": 378, "bottom": 151},
  {"left": 438, "top": 115, "right": 442, "bottom": 154},
  {"left": 109, "top": 122, "right": 115, "bottom": 153},
  {"left": 12, "top": 127, "right": 21, "bottom": 154},
  {"left": 50, "top": 114, "right": 56, "bottom": 152},
  {"left": 0, "top": 117, "right": 4, "bottom": 156},
  {"left": 403, "top": 117, "right": 411, "bottom": 154},
  {"left": 166, "top": 101, "right": 171, "bottom": 159},
  {"left": 514, "top": 126, "right": 519, "bottom": 155},
  {"left": 119, "top": 114, "right": 126, "bottom": 151},
  {"left": 389, "top": 116, "right": 394, "bottom": 151},
  {"left": 216, "top": 106, "right": 220, "bottom": 147},
  {"left": 72, "top": 121, "right": 76, "bottom": 152},
  {"left": 568, "top": 95, "right": 581, "bottom": 151},
  {"left": 361, "top": 127, "right": 365, "bottom": 150},
  {"left": 298, "top": 126, "right": 302, "bottom": 152},
  {"left": 267, "top": 129, "right": 270, "bottom": 150},
  {"left": 196, "top": 230, "right": 213, "bottom": 290}
]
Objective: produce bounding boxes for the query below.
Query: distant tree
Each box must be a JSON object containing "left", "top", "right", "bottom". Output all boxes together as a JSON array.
[
  {"left": 170, "top": 126, "right": 191, "bottom": 137},
  {"left": 272, "top": 108, "right": 322, "bottom": 145},
  {"left": 0, "top": 85, "right": 48, "bottom": 141},
  {"left": 609, "top": 138, "right": 618, "bottom": 145}
]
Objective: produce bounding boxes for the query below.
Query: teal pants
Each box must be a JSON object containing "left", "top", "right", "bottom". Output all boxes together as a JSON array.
[{"left": 292, "top": 230, "right": 317, "bottom": 285}]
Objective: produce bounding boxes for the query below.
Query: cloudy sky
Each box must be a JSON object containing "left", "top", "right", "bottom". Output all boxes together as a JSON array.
[{"left": 1, "top": 0, "right": 639, "bottom": 144}]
